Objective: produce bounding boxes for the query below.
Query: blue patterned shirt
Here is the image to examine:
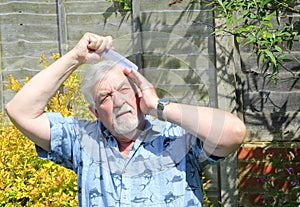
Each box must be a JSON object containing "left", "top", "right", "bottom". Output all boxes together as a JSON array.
[{"left": 36, "top": 113, "right": 223, "bottom": 207}]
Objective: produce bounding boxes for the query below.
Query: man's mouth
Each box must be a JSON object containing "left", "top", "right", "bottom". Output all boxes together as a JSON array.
[
  {"left": 114, "top": 104, "right": 135, "bottom": 119},
  {"left": 116, "top": 110, "right": 131, "bottom": 118}
]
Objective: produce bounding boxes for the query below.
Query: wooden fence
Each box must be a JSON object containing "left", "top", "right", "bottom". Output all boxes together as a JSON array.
[{"left": 0, "top": 0, "right": 299, "bottom": 206}]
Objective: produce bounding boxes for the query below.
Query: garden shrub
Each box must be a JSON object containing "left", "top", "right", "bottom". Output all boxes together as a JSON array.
[
  {"left": 255, "top": 147, "right": 300, "bottom": 206},
  {"left": 0, "top": 53, "right": 89, "bottom": 206},
  {"left": 0, "top": 118, "right": 78, "bottom": 206}
]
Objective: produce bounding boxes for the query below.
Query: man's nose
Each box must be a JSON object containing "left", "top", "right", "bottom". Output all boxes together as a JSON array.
[{"left": 112, "top": 91, "right": 127, "bottom": 107}]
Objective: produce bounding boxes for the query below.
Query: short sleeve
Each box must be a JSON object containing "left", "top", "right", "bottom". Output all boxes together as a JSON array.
[
  {"left": 192, "top": 138, "right": 224, "bottom": 167},
  {"left": 36, "top": 112, "right": 80, "bottom": 170}
]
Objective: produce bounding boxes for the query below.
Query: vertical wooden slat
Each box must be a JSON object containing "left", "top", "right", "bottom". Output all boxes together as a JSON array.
[
  {"left": 209, "top": 12, "right": 219, "bottom": 109},
  {"left": 131, "top": 0, "right": 143, "bottom": 74},
  {"left": 214, "top": 15, "right": 240, "bottom": 205},
  {"left": 56, "top": 0, "right": 67, "bottom": 55},
  {"left": 205, "top": 9, "right": 222, "bottom": 206}
]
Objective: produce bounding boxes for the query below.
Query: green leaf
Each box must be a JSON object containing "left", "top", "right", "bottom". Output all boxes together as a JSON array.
[
  {"left": 263, "top": 12, "right": 275, "bottom": 21},
  {"left": 273, "top": 77, "right": 278, "bottom": 85},
  {"left": 248, "top": 34, "right": 257, "bottom": 42},
  {"left": 274, "top": 45, "right": 283, "bottom": 53},
  {"left": 259, "top": 53, "right": 266, "bottom": 64},
  {"left": 236, "top": 35, "right": 241, "bottom": 43},
  {"left": 216, "top": 0, "right": 227, "bottom": 15},
  {"left": 289, "top": 151, "right": 295, "bottom": 160},
  {"left": 282, "top": 58, "right": 293, "bottom": 62},
  {"left": 264, "top": 49, "right": 277, "bottom": 66},
  {"left": 250, "top": 13, "right": 257, "bottom": 19},
  {"left": 261, "top": 20, "right": 273, "bottom": 27}
]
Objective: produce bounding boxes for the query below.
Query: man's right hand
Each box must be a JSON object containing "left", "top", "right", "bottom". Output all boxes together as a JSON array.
[
  {"left": 72, "top": 32, "right": 113, "bottom": 65},
  {"left": 123, "top": 67, "right": 159, "bottom": 116}
]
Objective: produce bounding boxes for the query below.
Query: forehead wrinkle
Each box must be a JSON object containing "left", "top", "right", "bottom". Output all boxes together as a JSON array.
[
  {"left": 93, "top": 74, "right": 130, "bottom": 104},
  {"left": 116, "top": 78, "right": 130, "bottom": 91}
]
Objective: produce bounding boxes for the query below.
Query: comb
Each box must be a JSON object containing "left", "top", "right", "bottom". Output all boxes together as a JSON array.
[{"left": 102, "top": 50, "right": 138, "bottom": 70}]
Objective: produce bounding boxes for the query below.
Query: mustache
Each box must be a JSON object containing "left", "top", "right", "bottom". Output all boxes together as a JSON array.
[{"left": 113, "top": 104, "right": 134, "bottom": 117}]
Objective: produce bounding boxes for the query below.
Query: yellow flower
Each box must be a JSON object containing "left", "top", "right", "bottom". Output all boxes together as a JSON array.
[
  {"left": 262, "top": 33, "right": 267, "bottom": 39},
  {"left": 40, "top": 53, "right": 46, "bottom": 64},
  {"left": 52, "top": 52, "right": 60, "bottom": 60},
  {"left": 5, "top": 74, "right": 22, "bottom": 92}
]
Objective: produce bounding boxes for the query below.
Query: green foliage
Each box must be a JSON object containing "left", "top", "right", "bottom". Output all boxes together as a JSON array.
[
  {"left": 0, "top": 53, "right": 94, "bottom": 206},
  {"left": 107, "top": 0, "right": 132, "bottom": 12},
  {"left": 209, "top": 0, "right": 299, "bottom": 83},
  {"left": 255, "top": 147, "right": 300, "bottom": 206},
  {"left": 202, "top": 177, "right": 215, "bottom": 207},
  {"left": 0, "top": 121, "right": 78, "bottom": 206},
  {"left": 116, "top": 0, "right": 299, "bottom": 83}
]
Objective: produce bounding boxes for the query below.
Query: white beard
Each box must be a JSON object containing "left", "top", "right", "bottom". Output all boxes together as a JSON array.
[{"left": 112, "top": 104, "right": 139, "bottom": 135}]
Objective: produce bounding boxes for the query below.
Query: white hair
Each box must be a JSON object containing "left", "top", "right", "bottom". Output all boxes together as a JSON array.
[{"left": 81, "top": 60, "right": 116, "bottom": 107}]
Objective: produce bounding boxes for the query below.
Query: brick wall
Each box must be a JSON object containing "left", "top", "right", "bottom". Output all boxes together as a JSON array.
[
  {"left": 238, "top": 143, "right": 300, "bottom": 206},
  {"left": 238, "top": 8, "right": 300, "bottom": 206}
]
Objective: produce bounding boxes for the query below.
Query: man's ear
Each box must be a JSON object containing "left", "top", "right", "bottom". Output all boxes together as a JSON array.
[{"left": 88, "top": 105, "right": 100, "bottom": 119}]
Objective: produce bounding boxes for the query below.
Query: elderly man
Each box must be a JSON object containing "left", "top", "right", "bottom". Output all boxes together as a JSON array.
[{"left": 6, "top": 33, "right": 246, "bottom": 207}]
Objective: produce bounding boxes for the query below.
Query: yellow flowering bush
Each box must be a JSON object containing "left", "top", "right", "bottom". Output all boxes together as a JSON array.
[
  {"left": 0, "top": 119, "right": 78, "bottom": 206},
  {"left": 0, "top": 53, "right": 93, "bottom": 206}
]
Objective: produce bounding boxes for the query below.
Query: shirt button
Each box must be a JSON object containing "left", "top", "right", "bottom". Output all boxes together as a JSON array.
[{"left": 123, "top": 195, "right": 127, "bottom": 199}]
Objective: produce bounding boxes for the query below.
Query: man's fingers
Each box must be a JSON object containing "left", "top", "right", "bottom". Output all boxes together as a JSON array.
[
  {"left": 105, "top": 36, "right": 113, "bottom": 50},
  {"left": 86, "top": 33, "right": 113, "bottom": 53},
  {"left": 97, "top": 36, "right": 110, "bottom": 53},
  {"left": 86, "top": 33, "right": 101, "bottom": 50},
  {"left": 123, "top": 67, "right": 132, "bottom": 76},
  {"left": 123, "top": 68, "right": 143, "bottom": 88}
]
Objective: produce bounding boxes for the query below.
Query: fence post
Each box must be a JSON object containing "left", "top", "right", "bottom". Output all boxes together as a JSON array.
[
  {"left": 214, "top": 16, "right": 241, "bottom": 206},
  {"left": 131, "top": 0, "right": 144, "bottom": 74},
  {"left": 56, "top": 0, "right": 67, "bottom": 55}
]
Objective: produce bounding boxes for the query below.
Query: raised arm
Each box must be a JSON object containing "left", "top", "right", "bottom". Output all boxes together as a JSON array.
[
  {"left": 5, "top": 33, "right": 112, "bottom": 152},
  {"left": 125, "top": 68, "right": 246, "bottom": 157}
]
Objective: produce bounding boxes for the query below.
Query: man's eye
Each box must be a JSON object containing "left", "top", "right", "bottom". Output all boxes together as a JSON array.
[
  {"left": 100, "top": 95, "right": 111, "bottom": 104},
  {"left": 100, "top": 97, "right": 107, "bottom": 103},
  {"left": 119, "top": 87, "right": 130, "bottom": 94}
]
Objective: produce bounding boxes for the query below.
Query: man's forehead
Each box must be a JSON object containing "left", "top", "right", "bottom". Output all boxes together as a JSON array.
[
  {"left": 101, "top": 65, "right": 126, "bottom": 82},
  {"left": 97, "top": 68, "right": 130, "bottom": 90}
]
